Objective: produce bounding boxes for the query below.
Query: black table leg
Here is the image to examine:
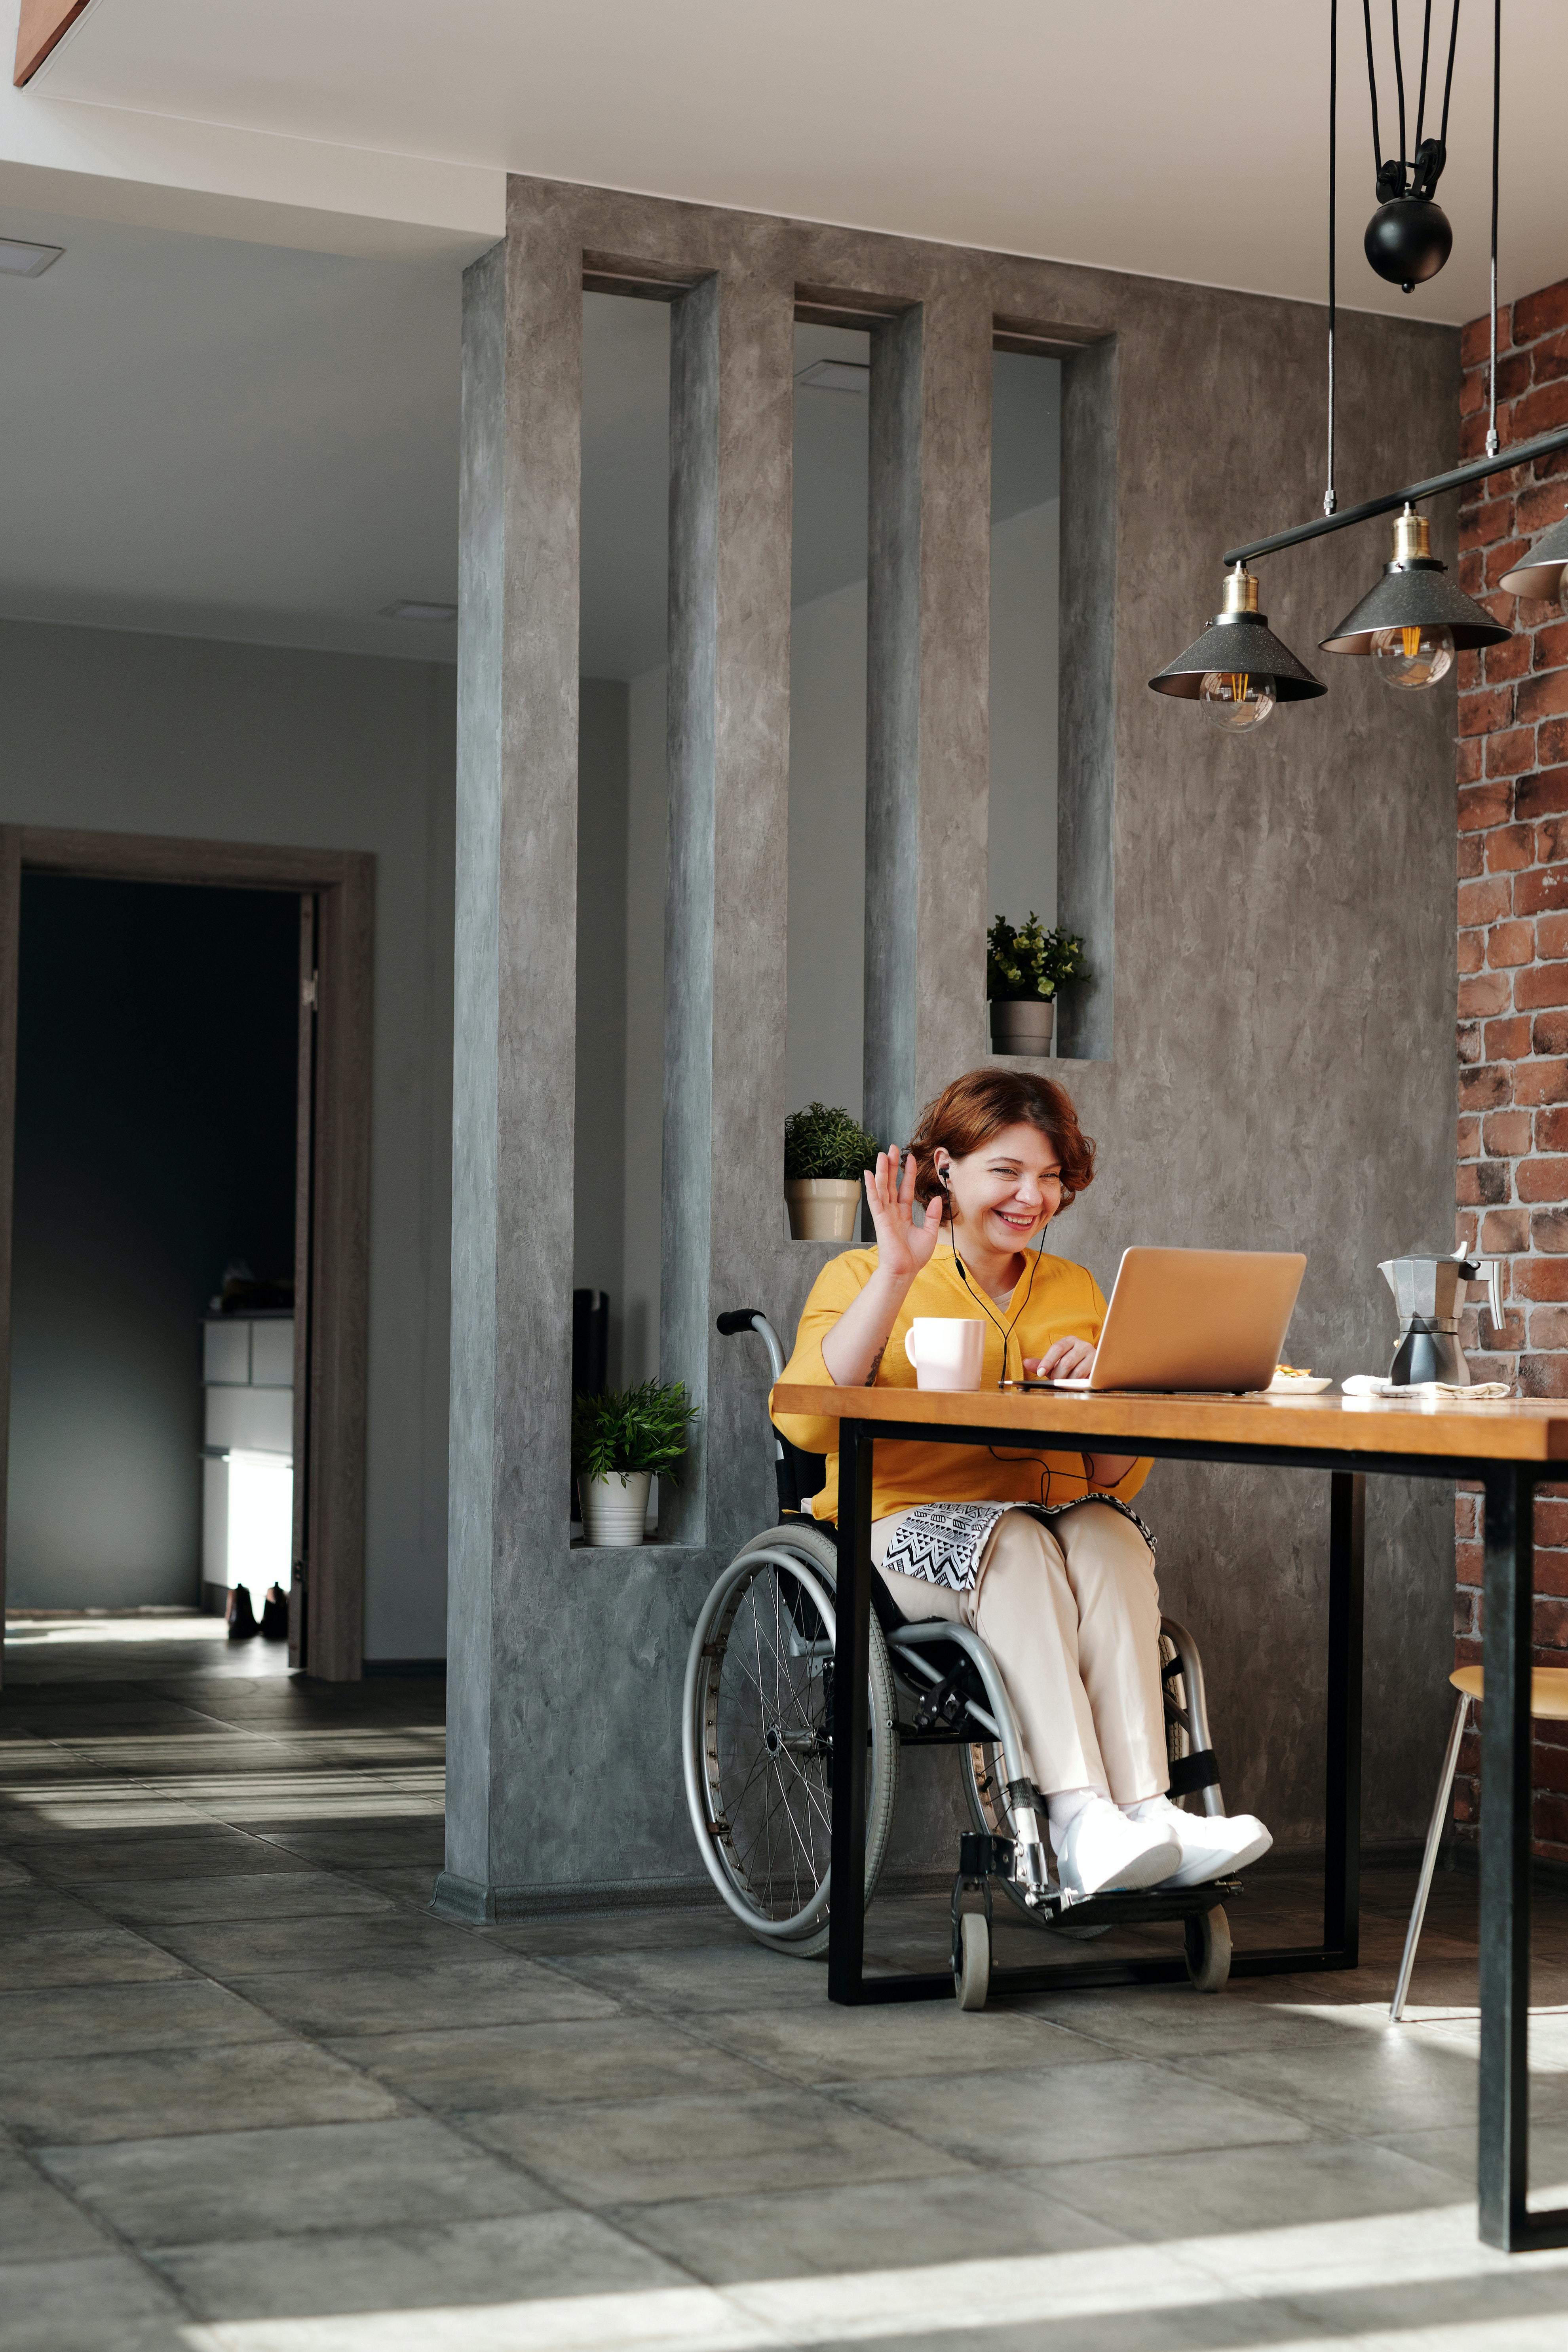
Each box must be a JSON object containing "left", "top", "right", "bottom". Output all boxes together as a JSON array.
[
  {"left": 1477, "top": 1465, "right": 1568, "bottom": 2250},
  {"left": 1324, "top": 1470, "right": 1365, "bottom": 1964},
  {"left": 828, "top": 1422, "right": 874, "bottom": 2003}
]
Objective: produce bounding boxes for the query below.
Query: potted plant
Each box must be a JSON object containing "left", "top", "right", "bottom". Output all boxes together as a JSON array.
[
  {"left": 572, "top": 1379, "right": 698, "bottom": 1546},
  {"left": 986, "top": 913, "right": 1087, "bottom": 1055},
  {"left": 784, "top": 1102, "right": 879, "bottom": 1241}
]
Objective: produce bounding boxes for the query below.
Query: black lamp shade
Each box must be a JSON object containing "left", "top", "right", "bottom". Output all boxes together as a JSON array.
[
  {"left": 1498, "top": 515, "right": 1568, "bottom": 601},
  {"left": 1148, "top": 609, "right": 1326, "bottom": 701},
  {"left": 1319, "top": 560, "right": 1508, "bottom": 654}
]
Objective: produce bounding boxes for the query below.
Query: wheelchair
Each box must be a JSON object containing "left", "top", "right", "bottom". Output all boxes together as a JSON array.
[{"left": 681, "top": 1308, "right": 1238, "bottom": 2009}]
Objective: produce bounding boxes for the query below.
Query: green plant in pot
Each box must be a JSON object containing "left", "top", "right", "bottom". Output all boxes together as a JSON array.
[
  {"left": 986, "top": 914, "right": 1087, "bottom": 1056},
  {"left": 572, "top": 1379, "right": 698, "bottom": 1547},
  {"left": 784, "top": 1102, "right": 879, "bottom": 1241}
]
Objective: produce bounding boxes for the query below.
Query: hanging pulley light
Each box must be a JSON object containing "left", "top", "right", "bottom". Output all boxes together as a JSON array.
[
  {"left": 1150, "top": 0, "right": 1563, "bottom": 730},
  {"left": 1148, "top": 565, "right": 1325, "bottom": 730},
  {"left": 1320, "top": 502, "right": 1509, "bottom": 685},
  {"left": 1498, "top": 518, "right": 1568, "bottom": 606},
  {"left": 1361, "top": 0, "right": 1461, "bottom": 294}
]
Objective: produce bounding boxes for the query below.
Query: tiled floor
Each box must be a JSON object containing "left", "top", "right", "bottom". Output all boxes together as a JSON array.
[{"left": 4, "top": 1616, "right": 1568, "bottom": 2350}]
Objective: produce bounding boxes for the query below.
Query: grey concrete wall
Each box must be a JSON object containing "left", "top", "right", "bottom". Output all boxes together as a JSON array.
[
  {"left": 0, "top": 616, "right": 456, "bottom": 1660},
  {"left": 447, "top": 179, "right": 1459, "bottom": 1913}
]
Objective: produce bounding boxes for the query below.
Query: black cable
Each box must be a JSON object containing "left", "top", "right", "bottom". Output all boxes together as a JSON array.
[
  {"left": 1391, "top": 0, "right": 1408, "bottom": 178},
  {"left": 1439, "top": 0, "right": 1460, "bottom": 149},
  {"left": 948, "top": 1232, "right": 1040, "bottom": 1389},
  {"left": 1363, "top": 0, "right": 1384, "bottom": 174},
  {"left": 1414, "top": 0, "right": 1432, "bottom": 156},
  {"left": 1327, "top": 0, "right": 1338, "bottom": 517},
  {"left": 1488, "top": 0, "right": 1500, "bottom": 456}
]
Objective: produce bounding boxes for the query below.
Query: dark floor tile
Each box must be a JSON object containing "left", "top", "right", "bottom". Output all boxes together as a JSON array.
[
  {"left": 0, "top": 1929, "right": 190, "bottom": 1988},
  {"left": 40, "top": 2116, "right": 555, "bottom": 2248},
  {"left": 0, "top": 2036, "right": 400, "bottom": 2144},
  {"left": 0, "top": 1978, "right": 285, "bottom": 2058},
  {"left": 144, "top": 1909, "right": 497, "bottom": 1980},
  {"left": 149, "top": 2210, "right": 701, "bottom": 2327},
  {"left": 84, "top": 1870, "right": 393, "bottom": 1925},
  {"left": 844, "top": 2053, "right": 1312, "bottom": 2168},
  {"left": 0, "top": 2253, "right": 200, "bottom": 2352},
  {"left": 228, "top": 1958, "right": 618, "bottom": 2037},
  {"left": 334, "top": 2011, "right": 777, "bottom": 2112},
  {"left": 0, "top": 2145, "right": 118, "bottom": 2259}
]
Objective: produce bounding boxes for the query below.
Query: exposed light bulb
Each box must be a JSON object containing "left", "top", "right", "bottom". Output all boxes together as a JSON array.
[
  {"left": 1369, "top": 622, "right": 1454, "bottom": 690},
  {"left": 1198, "top": 669, "right": 1275, "bottom": 732}
]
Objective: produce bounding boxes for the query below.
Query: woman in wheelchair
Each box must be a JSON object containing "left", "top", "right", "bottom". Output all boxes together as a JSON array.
[{"left": 772, "top": 1066, "right": 1272, "bottom": 1902}]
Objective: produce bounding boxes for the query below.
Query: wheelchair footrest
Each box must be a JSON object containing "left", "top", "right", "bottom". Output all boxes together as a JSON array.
[{"left": 952, "top": 1827, "right": 1241, "bottom": 1933}]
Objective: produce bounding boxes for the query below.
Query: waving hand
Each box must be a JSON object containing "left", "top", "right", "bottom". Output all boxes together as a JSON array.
[{"left": 864, "top": 1147, "right": 943, "bottom": 1285}]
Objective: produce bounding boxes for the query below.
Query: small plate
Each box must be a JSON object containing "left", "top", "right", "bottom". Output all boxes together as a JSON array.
[{"left": 1266, "top": 1374, "right": 1332, "bottom": 1395}]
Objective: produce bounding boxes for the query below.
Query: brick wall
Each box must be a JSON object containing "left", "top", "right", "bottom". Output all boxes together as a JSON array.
[{"left": 1454, "top": 278, "right": 1568, "bottom": 1858}]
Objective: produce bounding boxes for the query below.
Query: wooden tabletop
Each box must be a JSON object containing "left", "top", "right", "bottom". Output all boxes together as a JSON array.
[{"left": 770, "top": 1382, "right": 1568, "bottom": 1463}]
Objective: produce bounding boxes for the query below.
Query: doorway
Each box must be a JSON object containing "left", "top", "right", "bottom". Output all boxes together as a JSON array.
[{"left": 0, "top": 826, "right": 373, "bottom": 1682}]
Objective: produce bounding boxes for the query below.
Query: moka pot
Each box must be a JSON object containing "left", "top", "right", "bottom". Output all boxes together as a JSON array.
[{"left": 1378, "top": 1250, "right": 1505, "bottom": 1387}]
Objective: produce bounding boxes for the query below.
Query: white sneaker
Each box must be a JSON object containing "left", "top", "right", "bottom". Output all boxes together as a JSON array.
[
  {"left": 1055, "top": 1798, "right": 1181, "bottom": 1896},
  {"left": 1133, "top": 1797, "right": 1272, "bottom": 1888}
]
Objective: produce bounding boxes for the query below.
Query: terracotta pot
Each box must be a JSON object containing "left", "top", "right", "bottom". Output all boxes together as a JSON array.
[
  {"left": 989, "top": 997, "right": 1054, "bottom": 1056},
  {"left": 579, "top": 1469, "right": 652, "bottom": 1546},
  {"left": 785, "top": 1177, "right": 863, "bottom": 1241}
]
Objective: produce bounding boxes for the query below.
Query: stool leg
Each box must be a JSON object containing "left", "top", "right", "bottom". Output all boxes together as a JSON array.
[{"left": 1391, "top": 1693, "right": 1468, "bottom": 2023}]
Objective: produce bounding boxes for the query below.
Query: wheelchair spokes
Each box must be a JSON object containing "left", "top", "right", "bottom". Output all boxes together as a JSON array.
[
  {"left": 681, "top": 1524, "right": 900, "bottom": 1955},
  {"left": 709, "top": 1562, "right": 833, "bottom": 1922}
]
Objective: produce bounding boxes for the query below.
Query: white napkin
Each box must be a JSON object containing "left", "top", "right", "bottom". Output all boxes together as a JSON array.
[{"left": 1342, "top": 1375, "right": 1513, "bottom": 1400}]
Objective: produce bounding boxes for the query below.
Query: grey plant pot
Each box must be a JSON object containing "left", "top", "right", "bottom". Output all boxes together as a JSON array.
[{"left": 989, "top": 998, "right": 1055, "bottom": 1056}]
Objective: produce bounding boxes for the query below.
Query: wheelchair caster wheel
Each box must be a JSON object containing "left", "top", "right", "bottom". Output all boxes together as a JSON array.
[
  {"left": 1184, "top": 1903, "right": 1232, "bottom": 1995},
  {"left": 954, "top": 1910, "right": 991, "bottom": 2011}
]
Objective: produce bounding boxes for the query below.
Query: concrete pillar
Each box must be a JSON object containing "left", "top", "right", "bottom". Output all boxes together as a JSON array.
[
  {"left": 863, "top": 280, "right": 993, "bottom": 1148},
  {"left": 662, "top": 259, "right": 799, "bottom": 1558},
  {"left": 441, "top": 226, "right": 582, "bottom": 1911}
]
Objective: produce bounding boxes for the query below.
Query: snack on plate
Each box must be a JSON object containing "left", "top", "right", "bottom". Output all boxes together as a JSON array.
[{"left": 1273, "top": 1364, "right": 1315, "bottom": 1379}]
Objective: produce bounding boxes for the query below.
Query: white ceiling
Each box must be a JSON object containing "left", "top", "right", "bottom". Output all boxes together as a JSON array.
[
  {"left": 4, "top": 2, "right": 1565, "bottom": 664},
  {"left": 31, "top": 0, "right": 1568, "bottom": 324}
]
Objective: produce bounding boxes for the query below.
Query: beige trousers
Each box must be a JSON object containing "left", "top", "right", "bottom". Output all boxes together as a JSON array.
[{"left": 872, "top": 1503, "right": 1168, "bottom": 1803}]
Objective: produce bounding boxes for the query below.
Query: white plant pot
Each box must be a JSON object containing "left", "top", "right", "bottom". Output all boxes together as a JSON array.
[
  {"left": 989, "top": 997, "right": 1054, "bottom": 1056},
  {"left": 579, "top": 1469, "right": 652, "bottom": 1547},
  {"left": 785, "top": 1178, "right": 862, "bottom": 1241}
]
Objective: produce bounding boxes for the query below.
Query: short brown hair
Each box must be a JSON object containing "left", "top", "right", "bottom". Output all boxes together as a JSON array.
[{"left": 906, "top": 1068, "right": 1095, "bottom": 1211}]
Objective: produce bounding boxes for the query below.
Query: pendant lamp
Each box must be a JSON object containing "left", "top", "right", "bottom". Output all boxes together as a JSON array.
[
  {"left": 1498, "top": 512, "right": 1568, "bottom": 606},
  {"left": 1148, "top": 564, "right": 1326, "bottom": 731},
  {"left": 1319, "top": 504, "right": 1508, "bottom": 687}
]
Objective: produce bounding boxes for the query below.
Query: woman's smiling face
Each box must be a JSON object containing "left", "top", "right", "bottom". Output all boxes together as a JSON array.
[{"left": 935, "top": 1121, "right": 1065, "bottom": 1254}]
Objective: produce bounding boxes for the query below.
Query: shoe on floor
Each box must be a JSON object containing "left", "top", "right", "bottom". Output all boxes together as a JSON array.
[
  {"left": 258, "top": 1586, "right": 289, "bottom": 1641},
  {"left": 1055, "top": 1798, "right": 1181, "bottom": 1896},
  {"left": 1134, "top": 1796, "right": 1272, "bottom": 1887},
  {"left": 226, "top": 1585, "right": 258, "bottom": 1641}
]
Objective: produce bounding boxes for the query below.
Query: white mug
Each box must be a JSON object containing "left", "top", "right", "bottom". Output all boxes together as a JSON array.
[{"left": 903, "top": 1317, "right": 986, "bottom": 1392}]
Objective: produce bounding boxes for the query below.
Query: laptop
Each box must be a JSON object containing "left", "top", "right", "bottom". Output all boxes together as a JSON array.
[{"left": 1023, "top": 1245, "right": 1308, "bottom": 1393}]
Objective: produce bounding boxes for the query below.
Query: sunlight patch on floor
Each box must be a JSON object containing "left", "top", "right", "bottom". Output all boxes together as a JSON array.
[
  {"left": 5, "top": 1613, "right": 229, "bottom": 1643},
  {"left": 181, "top": 2206, "right": 1568, "bottom": 2352}
]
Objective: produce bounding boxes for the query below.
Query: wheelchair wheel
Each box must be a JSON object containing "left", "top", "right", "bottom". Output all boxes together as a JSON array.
[
  {"left": 954, "top": 1909, "right": 990, "bottom": 2011},
  {"left": 1184, "top": 1904, "right": 1232, "bottom": 1994},
  {"left": 682, "top": 1523, "right": 899, "bottom": 1958},
  {"left": 962, "top": 1741, "right": 1110, "bottom": 1940}
]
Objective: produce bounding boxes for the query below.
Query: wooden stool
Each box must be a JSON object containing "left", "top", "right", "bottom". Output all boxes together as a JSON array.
[{"left": 1391, "top": 1663, "right": 1568, "bottom": 2021}]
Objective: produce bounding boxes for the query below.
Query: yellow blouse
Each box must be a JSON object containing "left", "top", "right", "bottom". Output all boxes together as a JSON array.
[{"left": 771, "top": 1241, "right": 1153, "bottom": 1527}]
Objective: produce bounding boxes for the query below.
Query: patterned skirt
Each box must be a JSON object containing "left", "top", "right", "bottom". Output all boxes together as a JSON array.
[{"left": 878, "top": 1495, "right": 1157, "bottom": 1596}]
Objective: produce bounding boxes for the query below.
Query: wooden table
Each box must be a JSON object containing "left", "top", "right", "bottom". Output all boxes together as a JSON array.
[{"left": 772, "top": 1381, "right": 1568, "bottom": 2254}]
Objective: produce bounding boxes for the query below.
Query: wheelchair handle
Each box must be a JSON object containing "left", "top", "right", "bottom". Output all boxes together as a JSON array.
[{"left": 716, "top": 1309, "right": 763, "bottom": 1336}]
